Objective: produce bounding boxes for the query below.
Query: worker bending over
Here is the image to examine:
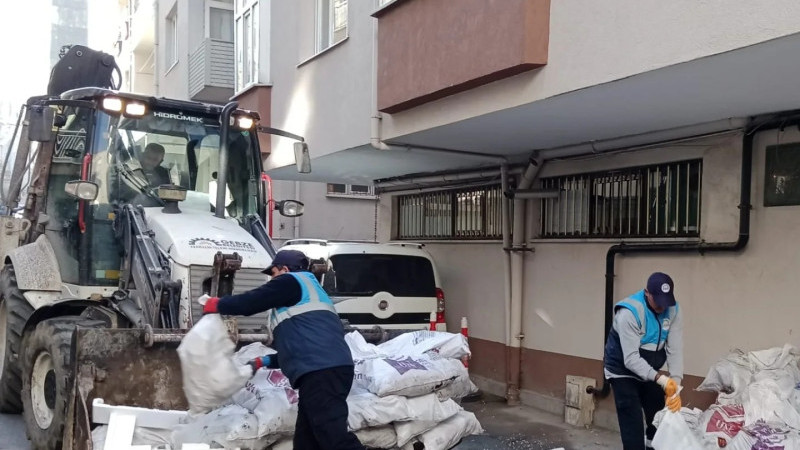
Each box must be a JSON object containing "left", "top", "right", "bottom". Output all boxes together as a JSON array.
[
  {"left": 603, "top": 272, "right": 684, "bottom": 450},
  {"left": 202, "top": 249, "right": 365, "bottom": 450}
]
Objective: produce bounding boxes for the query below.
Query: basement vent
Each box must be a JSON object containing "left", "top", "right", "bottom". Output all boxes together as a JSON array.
[
  {"left": 397, "top": 184, "right": 506, "bottom": 240},
  {"left": 539, "top": 159, "right": 702, "bottom": 238}
]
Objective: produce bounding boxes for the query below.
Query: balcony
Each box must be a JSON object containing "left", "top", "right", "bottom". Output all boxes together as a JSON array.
[
  {"left": 189, "top": 39, "right": 235, "bottom": 104},
  {"left": 374, "top": 0, "right": 550, "bottom": 114}
]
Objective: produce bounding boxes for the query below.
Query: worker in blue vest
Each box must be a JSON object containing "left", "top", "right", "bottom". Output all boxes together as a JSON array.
[
  {"left": 202, "top": 249, "right": 365, "bottom": 450},
  {"left": 603, "top": 272, "right": 684, "bottom": 450}
]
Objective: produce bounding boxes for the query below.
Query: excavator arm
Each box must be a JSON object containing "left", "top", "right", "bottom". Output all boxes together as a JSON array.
[{"left": 115, "top": 203, "right": 182, "bottom": 329}]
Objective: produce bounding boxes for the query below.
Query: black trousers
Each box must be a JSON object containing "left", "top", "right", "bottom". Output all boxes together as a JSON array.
[
  {"left": 294, "top": 366, "right": 365, "bottom": 450},
  {"left": 610, "top": 377, "right": 665, "bottom": 450}
]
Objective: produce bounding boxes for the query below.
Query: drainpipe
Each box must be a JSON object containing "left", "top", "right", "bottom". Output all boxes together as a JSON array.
[
  {"left": 587, "top": 115, "right": 800, "bottom": 399},
  {"left": 501, "top": 163, "right": 512, "bottom": 370},
  {"left": 506, "top": 154, "right": 544, "bottom": 405}
]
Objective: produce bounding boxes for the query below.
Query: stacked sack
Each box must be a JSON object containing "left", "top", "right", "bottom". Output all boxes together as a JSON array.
[
  {"left": 345, "top": 330, "right": 483, "bottom": 450},
  {"left": 652, "top": 344, "right": 800, "bottom": 450},
  {"left": 169, "top": 329, "right": 483, "bottom": 450}
]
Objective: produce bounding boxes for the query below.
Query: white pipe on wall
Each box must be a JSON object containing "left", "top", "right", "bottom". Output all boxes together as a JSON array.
[{"left": 507, "top": 156, "right": 543, "bottom": 405}]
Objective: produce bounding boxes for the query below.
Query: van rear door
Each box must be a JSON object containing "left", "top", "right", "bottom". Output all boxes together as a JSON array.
[{"left": 328, "top": 253, "right": 436, "bottom": 330}]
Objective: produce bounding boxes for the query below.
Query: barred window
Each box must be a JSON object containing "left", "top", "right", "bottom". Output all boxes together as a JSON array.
[
  {"left": 540, "top": 160, "right": 702, "bottom": 238},
  {"left": 397, "top": 184, "right": 506, "bottom": 240}
]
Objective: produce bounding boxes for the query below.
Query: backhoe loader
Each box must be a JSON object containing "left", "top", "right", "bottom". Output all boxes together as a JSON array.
[{"left": 0, "top": 47, "right": 309, "bottom": 449}]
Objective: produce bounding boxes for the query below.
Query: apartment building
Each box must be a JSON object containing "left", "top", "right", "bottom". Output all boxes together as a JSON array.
[
  {"left": 260, "top": 0, "right": 800, "bottom": 430},
  {"left": 232, "top": 0, "right": 378, "bottom": 243}
]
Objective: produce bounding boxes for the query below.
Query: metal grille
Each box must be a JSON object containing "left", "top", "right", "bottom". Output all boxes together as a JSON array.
[
  {"left": 397, "top": 184, "right": 506, "bottom": 240},
  {"left": 540, "top": 160, "right": 702, "bottom": 238},
  {"left": 189, "top": 266, "right": 270, "bottom": 332}
]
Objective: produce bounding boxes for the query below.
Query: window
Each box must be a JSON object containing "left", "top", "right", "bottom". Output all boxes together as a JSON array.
[
  {"left": 765, "top": 143, "right": 800, "bottom": 207},
  {"left": 397, "top": 184, "right": 506, "bottom": 240},
  {"left": 316, "top": 0, "right": 347, "bottom": 53},
  {"left": 327, "top": 183, "right": 374, "bottom": 196},
  {"left": 539, "top": 160, "right": 702, "bottom": 238},
  {"left": 165, "top": 6, "right": 178, "bottom": 67},
  {"left": 235, "top": 0, "right": 258, "bottom": 91},
  {"left": 208, "top": 1, "right": 234, "bottom": 42},
  {"left": 328, "top": 254, "right": 436, "bottom": 297}
]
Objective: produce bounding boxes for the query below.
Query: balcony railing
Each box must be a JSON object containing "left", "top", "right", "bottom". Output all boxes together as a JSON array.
[{"left": 189, "top": 39, "right": 235, "bottom": 104}]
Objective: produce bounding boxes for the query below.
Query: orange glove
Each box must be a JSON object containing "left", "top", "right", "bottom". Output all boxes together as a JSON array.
[
  {"left": 666, "top": 393, "right": 682, "bottom": 413},
  {"left": 656, "top": 375, "right": 679, "bottom": 397}
]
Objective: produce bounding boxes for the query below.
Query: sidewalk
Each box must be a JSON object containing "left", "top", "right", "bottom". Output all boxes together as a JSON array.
[{"left": 458, "top": 394, "right": 621, "bottom": 450}]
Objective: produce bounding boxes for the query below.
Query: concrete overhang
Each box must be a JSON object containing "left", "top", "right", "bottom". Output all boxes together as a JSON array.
[{"left": 267, "top": 31, "right": 800, "bottom": 184}]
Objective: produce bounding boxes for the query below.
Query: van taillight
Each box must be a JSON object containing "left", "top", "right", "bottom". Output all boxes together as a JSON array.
[{"left": 435, "top": 287, "right": 446, "bottom": 323}]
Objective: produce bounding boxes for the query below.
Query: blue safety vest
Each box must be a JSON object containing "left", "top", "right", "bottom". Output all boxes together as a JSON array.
[
  {"left": 603, "top": 290, "right": 678, "bottom": 379},
  {"left": 269, "top": 272, "right": 353, "bottom": 386}
]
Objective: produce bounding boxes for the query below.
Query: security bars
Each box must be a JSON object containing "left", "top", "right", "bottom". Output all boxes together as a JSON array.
[
  {"left": 539, "top": 160, "right": 702, "bottom": 238},
  {"left": 397, "top": 184, "right": 506, "bottom": 240}
]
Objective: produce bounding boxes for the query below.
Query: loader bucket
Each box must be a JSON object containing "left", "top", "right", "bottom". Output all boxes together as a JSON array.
[{"left": 62, "top": 327, "right": 189, "bottom": 450}]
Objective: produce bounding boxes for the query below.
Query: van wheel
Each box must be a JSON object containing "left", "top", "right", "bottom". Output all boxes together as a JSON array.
[
  {"left": 21, "top": 316, "right": 101, "bottom": 450},
  {"left": 0, "top": 265, "right": 34, "bottom": 413}
]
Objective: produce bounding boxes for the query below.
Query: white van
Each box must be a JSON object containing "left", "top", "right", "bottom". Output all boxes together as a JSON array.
[{"left": 279, "top": 239, "right": 447, "bottom": 334}]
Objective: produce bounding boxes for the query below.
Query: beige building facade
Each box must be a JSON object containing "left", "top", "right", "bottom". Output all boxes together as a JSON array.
[{"left": 258, "top": 0, "right": 800, "bottom": 430}]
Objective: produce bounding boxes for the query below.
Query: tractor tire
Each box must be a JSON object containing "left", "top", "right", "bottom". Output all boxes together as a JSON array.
[
  {"left": 20, "top": 316, "right": 102, "bottom": 450},
  {"left": 0, "top": 264, "right": 34, "bottom": 413}
]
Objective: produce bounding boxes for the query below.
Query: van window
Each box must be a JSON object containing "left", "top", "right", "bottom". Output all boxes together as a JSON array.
[{"left": 329, "top": 254, "right": 436, "bottom": 297}]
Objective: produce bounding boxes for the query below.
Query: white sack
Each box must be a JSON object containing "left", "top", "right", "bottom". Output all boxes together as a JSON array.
[
  {"left": 743, "top": 378, "right": 800, "bottom": 430},
  {"left": 231, "top": 369, "right": 298, "bottom": 437},
  {"left": 345, "top": 331, "right": 385, "bottom": 360},
  {"left": 233, "top": 342, "right": 277, "bottom": 366},
  {"left": 376, "top": 331, "right": 471, "bottom": 360},
  {"left": 354, "top": 425, "right": 398, "bottom": 449},
  {"left": 347, "top": 392, "right": 460, "bottom": 431},
  {"left": 348, "top": 393, "right": 410, "bottom": 430},
  {"left": 394, "top": 420, "right": 439, "bottom": 448},
  {"left": 177, "top": 315, "right": 252, "bottom": 415},
  {"left": 696, "top": 350, "right": 753, "bottom": 404},
  {"left": 748, "top": 344, "right": 800, "bottom": 372},
  {"left": 652, "top": 411, "right": 704, "bottom": 450},
  {"left": 357, "top": 354, "right": 463, "bottom": 397},
  {"left": 435, "top": 370, "right": 478, "bottom": 402},
  {"left": 727, "top": 422, "right": 800, "bottom": 450},
  {"left": 171, "top": 404, "right": 278, "bottom": 450},
  {"left": 653, "top": 407, "right": 703, "bottom": 431},
  {"left": 697, "top": 404, "right": 745, "bottom": 449},
  {"left": 415, "top": 411, "right": 483, "bottom": 450}
]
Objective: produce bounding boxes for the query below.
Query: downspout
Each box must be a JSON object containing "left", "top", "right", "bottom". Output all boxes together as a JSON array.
[
  {"left": 588, "top": 118, "right": 774, "bottom": 398},
  {"left": 506, "top": 154, "right": 544, "bottom": 405},
  {"left": 501, "top": 163, "right": 512, "bottom": 393}
]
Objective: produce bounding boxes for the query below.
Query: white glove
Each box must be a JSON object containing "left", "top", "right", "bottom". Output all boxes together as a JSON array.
[{"left": 197, "top": 294, "right": 211, "bottom": 305}]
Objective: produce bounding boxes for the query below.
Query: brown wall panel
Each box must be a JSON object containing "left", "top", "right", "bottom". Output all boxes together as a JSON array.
[
  {"left": 234, "top": 86, "right": 272, "bottom": 154},
  {"left": 470, "top": 337, "right": 717, "bottom": 415},
  {"left": 376, "top": 0, "right": 550, "bottom": 113}
]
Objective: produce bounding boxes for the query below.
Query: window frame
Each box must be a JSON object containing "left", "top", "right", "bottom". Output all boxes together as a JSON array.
[
  {"left": 315, "top": 0, "right": 348, "bottom": 54},
  {"left": 234, "top": 0, "right": 259, "bottom": 92},
  {"left": 326, "top": 183, "right": 376, "bottom": 198},
  {"left": 165, "top": 5, "right": 178, "bottom": 69},
  {"left": 538, "top": 159, "right": 703, "bottom": 239},
  {"left": 206, "top": 0, "right": 235, "bottom": 42},
  {"left": 396, "top": 183, "right": 508, "bottom": 241}
]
